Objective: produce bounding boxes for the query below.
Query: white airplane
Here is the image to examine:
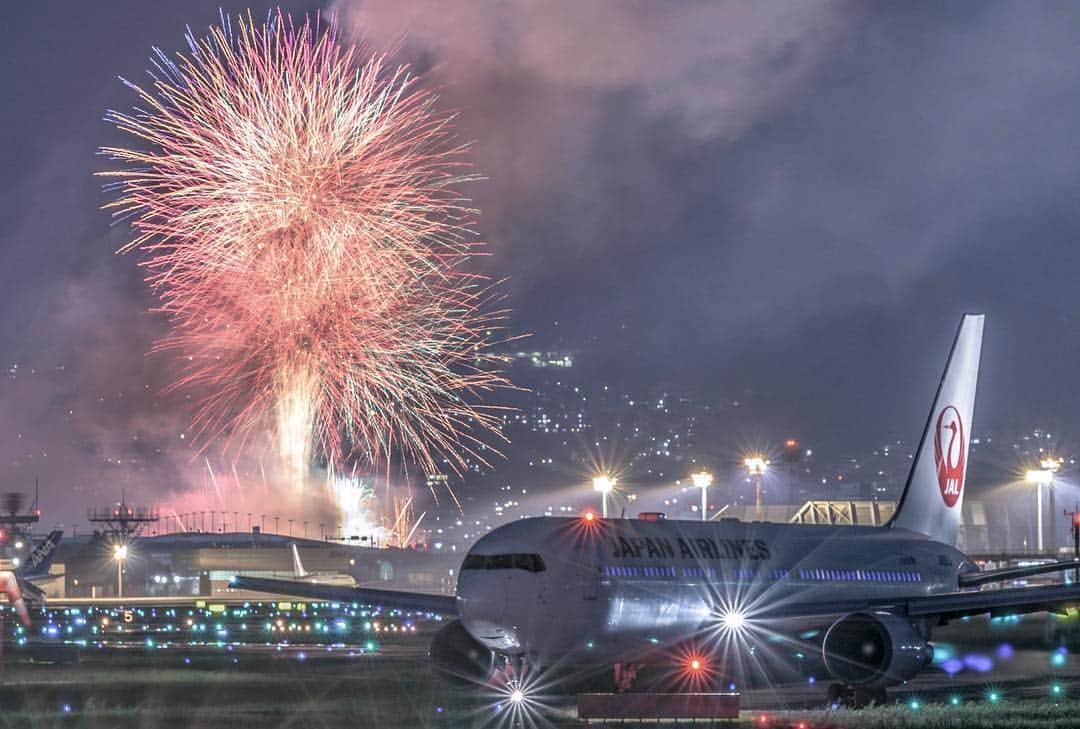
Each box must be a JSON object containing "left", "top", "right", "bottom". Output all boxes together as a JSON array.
[{"left": 237, "top": 315, "right": 1080, "bottom": 706}]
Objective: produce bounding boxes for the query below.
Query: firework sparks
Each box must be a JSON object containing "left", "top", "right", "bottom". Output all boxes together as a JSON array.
[{"left": 101, "top": 11, "right": 508, "bottom": 490}]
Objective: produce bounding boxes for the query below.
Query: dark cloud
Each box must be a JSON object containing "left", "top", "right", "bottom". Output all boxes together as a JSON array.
[{"left": 338, "top": 0, "right": 1080, "bottom": 448}]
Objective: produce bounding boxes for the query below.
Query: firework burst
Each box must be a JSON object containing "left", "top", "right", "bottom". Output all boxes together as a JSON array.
[{"left": 101, "top": 11, "right": 508, "bottom": 490}]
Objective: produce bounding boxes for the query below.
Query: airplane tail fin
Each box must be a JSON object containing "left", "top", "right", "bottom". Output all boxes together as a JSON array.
[
  {"left": 290, "top": 543, "right": 308, "bottom": 578},
  {"left": 888, "top": 314, "right": 984, "bottom": 545},
  {"left": 20, "top": 530, "right": 62, "bottom": 579}
]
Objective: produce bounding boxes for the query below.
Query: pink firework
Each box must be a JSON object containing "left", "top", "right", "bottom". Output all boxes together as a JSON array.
[{"left": 101, "top": 12, "right": 508, "bottom": 484}]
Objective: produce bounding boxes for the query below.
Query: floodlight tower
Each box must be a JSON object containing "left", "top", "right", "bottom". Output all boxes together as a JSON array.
[
  {"left": 113, "top": 543, "right": 128, "bottom": 599},
  {"left": 592, "top": 475, "right": 616, "bottom": 519},
  {"left": 691, "top": 471, "right": 713, "bottom": 522},
  {"left": 1026, "top": 457, "right": 1062, "bottom": 553},
  {"left": 745, "top": 456, "right": 769, "bottom": 521}
]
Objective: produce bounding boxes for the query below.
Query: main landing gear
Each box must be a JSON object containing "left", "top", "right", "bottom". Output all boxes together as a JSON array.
[{"left": 826, "top": 683, "right": 887, "bottom": 709}]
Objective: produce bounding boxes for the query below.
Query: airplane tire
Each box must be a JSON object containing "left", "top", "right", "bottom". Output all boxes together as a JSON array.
[
  {"left": 826, "top": 684, "right": 885, "bottom": 709},
  {"left": 826, "top": 683, "right": 845, "bottom": 706}
]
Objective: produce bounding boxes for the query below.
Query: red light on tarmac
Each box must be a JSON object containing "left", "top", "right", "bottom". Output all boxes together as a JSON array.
[
  {"left": 688, "top": 657, "right": 704, "bottom": 672},
  {"left": 584, "top": 511, "right": 596, "bottom": 523}
]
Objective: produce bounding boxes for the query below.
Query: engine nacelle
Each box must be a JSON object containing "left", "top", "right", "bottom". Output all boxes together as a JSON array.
[
  {"left": 429, "top": 619, "right": 496, "bottom": 686},
  {"left": 823, "top": 611, "right": 932, "bottom": 688}
]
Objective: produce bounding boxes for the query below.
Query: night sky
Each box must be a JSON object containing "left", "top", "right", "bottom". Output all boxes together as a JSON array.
[{"left": 5, "top": 1, "right": 1080, "bottom": 525}]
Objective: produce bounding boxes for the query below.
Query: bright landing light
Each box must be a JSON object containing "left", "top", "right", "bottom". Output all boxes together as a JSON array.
[
  {"left": 721, "top": 609, "right": 746, "bottom": 631},
  {"left": 509, "top": 689, "right": 525, "bottom": 704}
]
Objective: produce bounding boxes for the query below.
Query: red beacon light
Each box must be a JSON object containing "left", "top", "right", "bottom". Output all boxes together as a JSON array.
[
  {"left": 687, "top": 656, "right": 705, "bottom": 673},
  {"left": 583, "top": 511, "right": 596, "bottom": 523}
]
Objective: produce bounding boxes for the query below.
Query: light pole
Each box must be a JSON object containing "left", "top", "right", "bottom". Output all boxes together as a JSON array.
[
  {"left": 1026, "top": 457, "right": 1062, "bottom": 553},
  {"left": 592, "top": 475, "right": 616, "bottom": 519},
  {"left": 745, "top": 456, "right": 769, "bottom": 521},
  {"left": 113, "top": 543, "right": 128, "bottom": 599},
  {"left": 691, "top": 471, "right": 714, "bottom": 522}
]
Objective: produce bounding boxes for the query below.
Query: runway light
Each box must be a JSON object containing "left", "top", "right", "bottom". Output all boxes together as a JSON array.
[
  {"left": 1051, "top": 650, "right": 1067, "bottom": 667},
  {"left": 941, "top": 657, "right": 964, "bottom": 675},
  {"left": 987, "top": 690, "right": 1001, "bottom": 703},
  {"left": 909, "top": 698, "right": 921, "bottom": 710},
  {"left": 950, "top": 695, "right": 961, "bottom": 706},
  {"left": 583, "top": 511, "right": 596, "bottom": 523},
  {"left": 510, "top": 688, "right": 524, "bottom": 704},
  {"left": 1051, "top": 683, "right": 1064, "bottom": 697}
]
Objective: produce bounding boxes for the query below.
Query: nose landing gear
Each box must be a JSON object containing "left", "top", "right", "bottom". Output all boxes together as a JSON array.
[{"left": 826, "top": 683, "right": 887, "bottom": 709}]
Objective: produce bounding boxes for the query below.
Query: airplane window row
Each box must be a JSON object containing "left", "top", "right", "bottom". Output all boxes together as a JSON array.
[
  {"left": 600, "top": 565, "right": 923, "bottom": 584},
  {"left": 461, "top": 553, "right": 546, "bottom": 572},
  {"left": 796, "top": 567, "right": 923, "bottom": 583}
]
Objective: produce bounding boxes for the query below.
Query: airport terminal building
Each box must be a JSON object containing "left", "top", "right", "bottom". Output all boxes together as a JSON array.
[{"left": 41, "top": 531, "right": 459, "bottom": 600}]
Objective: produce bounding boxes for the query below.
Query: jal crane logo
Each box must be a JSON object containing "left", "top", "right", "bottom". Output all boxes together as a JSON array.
[{"left": 934, "top": 406, "right": 966, "bottom": 508}]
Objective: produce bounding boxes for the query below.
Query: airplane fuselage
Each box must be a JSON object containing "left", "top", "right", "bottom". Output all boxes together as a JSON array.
[{"left": 457, "top": 516, "right": 973, "bottom": 666}]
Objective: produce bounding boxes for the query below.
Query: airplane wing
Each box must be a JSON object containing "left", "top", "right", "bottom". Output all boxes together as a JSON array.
[
  {"left": 905, "top": 582, "right": 1080, "bottom": 622},
  {"left": 231, "top": 575, "right": 458, "bottom": 615},
  {"left": 765, "top": 583, "right": 1080, "bottom": 625},
  {"left": 957, "top": 559, "right": 1080, "bottom": 588}
]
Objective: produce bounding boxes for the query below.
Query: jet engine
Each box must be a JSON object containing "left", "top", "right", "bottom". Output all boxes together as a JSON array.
[
  {"left": 429, "top": 619, "right": 496, "bottom": 686},
  {"left": 822, "top": 611, "right": 932, "bottom": 687}
]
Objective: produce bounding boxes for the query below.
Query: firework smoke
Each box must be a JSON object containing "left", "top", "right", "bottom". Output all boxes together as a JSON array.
[{"left": 100, "top": 12, "right": 508, "bottom": 498}]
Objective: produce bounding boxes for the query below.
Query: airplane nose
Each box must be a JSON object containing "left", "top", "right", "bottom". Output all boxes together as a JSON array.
[{"left": 457, "top": 571, "right": 520, "bottom": 652}]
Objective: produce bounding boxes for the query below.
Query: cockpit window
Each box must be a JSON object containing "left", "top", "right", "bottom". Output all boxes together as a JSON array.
[{"left": 461, "top": 553, "right": 546, "bottom": 572}]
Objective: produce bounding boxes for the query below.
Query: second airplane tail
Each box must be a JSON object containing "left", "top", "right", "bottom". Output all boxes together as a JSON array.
[
  {"left": 888, "top": 314, "right": 984, "bottom": 546},
  {"left": 290, "top": 543, "right": 308, "bottom": 578}
]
